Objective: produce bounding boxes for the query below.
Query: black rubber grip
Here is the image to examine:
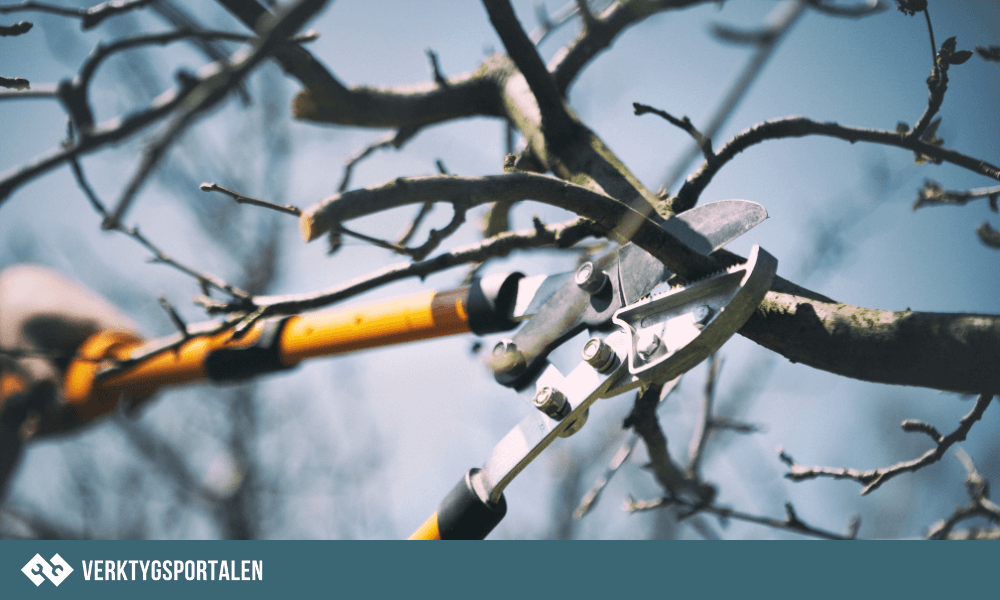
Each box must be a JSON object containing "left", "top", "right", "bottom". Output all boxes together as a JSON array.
[
  {"left": 437, "top": 469, "right": 507, "bottom": 540},
  {"left": 205, "top": 317, "right": 294, "bottom": 381},
  {"left": 465, "top": 273, "right": 523, "bottom": 335}
]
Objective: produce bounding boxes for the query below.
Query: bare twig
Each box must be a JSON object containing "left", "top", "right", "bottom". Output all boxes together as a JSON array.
[
  {"left": 528, "top": 0, "right": 580, "bottom": 45},
  {"left": 0, "top": 19, "right": 31, "bottom": 36},
  {"left": 687, "top": 354, "right": 722, "bottom": 479},
  {"left": 0, "top": 65, "right": 197, "bottom": 205},
  {"left": 903, "top": 22, "right": 973, "bottom": 143},
  {"left": 338, "top": 126, "right": 419, "bottom": 193},
  {"left": 806, "top": 0, "right": 885, "bottom": 18},
  {"left": 156, "top": 295, "right": 190, "bottom": 340},
  {"left": 406, "top": 203, "right": 468, "bottom": 261},
  {"left": 103, "top": 0, "right": 331, "bottom": 229},
  {"left": 0, "top": 0, "right": 155, "bottom": 30},
  {"left": 914, "top": 181, "right": 1000, "bottom": 211},
  {"left": 76, "top": 29, "right": 319, "bottom": 101},
  {"left": 673, "top": 116, "right": 1000, "bottom": 213},
  {"left": 200, "top": 182, "right": 302, "bottom": 216},
  {"left": 0, "top": 84, "right": 57, "bottom": 99},
  {"left": 574, "top": 377, "right": 681, "bottom": 520},
  {"left": 426, "top": 49, "right": 448, "bottom": 86},
  {"left": 780, "top": 394, "right": 995, "bottom": 495},
  {"left": 65, "top": 130, "right": 252, "bottom": 302},
  {"left": 396, "top": 160, "right": 447, "bottom": 247},
  {"left": 298, "top": 172, "right": 716, "bottom": 281},
  {"left": 0, "top": 76, "right": 29, "bottom": 90},
  {"left": 397, "top": 201, "right": 434, "bottom": 247},
  {"left": 926, "top": 448, "right": 1000, "bottom": 540},
  {"left": 626, "top": 496, "right": 854, "bottom": 540},
  {"left": 623, "top": 381, "right": 715, "bottom": 504},
  {"left": 333, "top": 224, "right": 409, "bottom": 254},
  {"left": 198, "top": 217, "right": 603, "bottom": 315},
  {"left": 976, "top": 222, "right": 1000, "bottom": 250},
  {"left": 573, "top": 0, "right": 596, "bottom": 30},
  {"left": 634, "top": 102, "right": 713, "bottom": 161}
]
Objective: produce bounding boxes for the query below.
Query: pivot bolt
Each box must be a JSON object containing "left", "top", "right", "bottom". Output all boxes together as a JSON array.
[
  {"left": 582, "top": 337, "right": 617, "bottom": 373},
  {"left": 574, "top": 261, "right": 609, "bottom": 295},
  {"left": 533, "top": 386, "right": 570, "bottom": 420},
  {"left": 636, "top": 331, "right": 664, "bottom": 361},
  {"left": 492, "top": 339, "right": 526, "bottom": 378},
  {"left": 693, "top": 304, "right": 714, "bottom": 329}
]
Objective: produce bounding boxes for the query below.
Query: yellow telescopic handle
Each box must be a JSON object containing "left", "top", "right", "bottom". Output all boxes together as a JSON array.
[
  {"left": 408, "top": 513, "right": 442, "bottom": 540},
  {"left": 61, "top": 288, "right": 472, "bottom": 423}
]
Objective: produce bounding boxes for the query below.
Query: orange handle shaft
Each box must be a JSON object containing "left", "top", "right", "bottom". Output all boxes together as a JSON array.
[
  {"left": 408, "top": 513, "right": 442, "bottom": 540},
  {"left": 280, "top": 288, "right": 469, "bottom": 363},
  {"left": 62, "top": 288, "right": 472, "bottom": 422}
]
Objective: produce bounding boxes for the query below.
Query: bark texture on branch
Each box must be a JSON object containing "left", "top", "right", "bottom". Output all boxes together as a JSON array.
[
  {"left": 298, "top": 173, "right": 1000, "bottom": 394},
  {"left": 742, "top": 289, "right": 1000, "bottom": 394}
]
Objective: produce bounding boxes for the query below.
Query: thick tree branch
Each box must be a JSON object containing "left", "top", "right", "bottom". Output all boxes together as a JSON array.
[
  {"left": 299, "top": 172, "right": 714, "bottom": 277},
  {"left": 743, "top": 292, "right": 1000, "bottom": 394},
  {"left": 574, "top": 377, "right": 681, "bottom": 520},
  {"left": 483, "top": 0, "right": 574, "bottom": 142},
  {"left": 298, "top": 172, "right": 1000, "bottom": 393},
  {"left": 623, "top": 381, "right": 712, "bottom": 501}
]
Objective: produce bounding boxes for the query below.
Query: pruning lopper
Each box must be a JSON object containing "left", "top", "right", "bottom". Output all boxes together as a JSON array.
[
  {"left": 0, "top": 199, "right": 775, "bottom": 540},
  {"left": 408, "top": 200, "right": 776, "bottom": 539}
]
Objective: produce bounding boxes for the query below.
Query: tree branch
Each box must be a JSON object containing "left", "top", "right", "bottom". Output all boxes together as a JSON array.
[
  {"left": 626, "top": 496, "right": 856, "bottom": 540},
  {"left": 298, "top": 171, "right": 1000, "bottom": 393},
  {"left": 780, "top": 394, "right": 995, "bottom": 494},
  {"left": 0, "top": 19, "right": 31, "bottom": 36},
  {"left": 0, "top": 0, "right": 155, "bottom": 30},
  {"left": 574, "top": 376, "right": 682, "bottom": 520},
  {"left": 913, "top": 181, "right": 1000, "bottom": 211},
  {"left": 634, "top": 102, "right": 713, "bottom": 161},
  {"left": 199, "top": 217, "right": 603, "bottom": 315},
  {"left": 673, "top": 116, "right": 1000, "bottom": 213},
  {"left": 103, "top": 0, "right": 332, "bottom": 228},
  {"left": 926, "top": 448, "right": 1000, "bottom": 539},
  {"left": 337, "top": 126, "right": 419, "bottom": 193},
  {"left": 66, "top": 136, "right": 252, "bottom": 302},
  {"left": 549, "top": 0, "right": 708, "bottom": 95},
  {"left": 483, "top": 0, "right": 574, "bottom": 143}
]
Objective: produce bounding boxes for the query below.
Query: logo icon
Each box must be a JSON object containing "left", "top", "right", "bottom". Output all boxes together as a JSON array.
[{"left": 22, "top": 553, "right": 73, "bottom": 587}]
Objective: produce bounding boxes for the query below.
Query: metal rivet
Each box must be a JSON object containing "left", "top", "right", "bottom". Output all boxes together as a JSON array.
[
  {"left": 574, "top": 261, "right": 609, "bottom": 295},
  {"left": 693, "top": 304, "right": 713, "bottom": 329},
  {"left": 532, "top": 386, "right": 569, "bottom": 420}
]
